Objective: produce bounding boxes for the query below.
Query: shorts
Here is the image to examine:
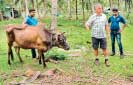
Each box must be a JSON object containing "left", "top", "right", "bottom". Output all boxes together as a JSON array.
[{"left": 92, "top": 37, "right": 107, "bottom": 49}]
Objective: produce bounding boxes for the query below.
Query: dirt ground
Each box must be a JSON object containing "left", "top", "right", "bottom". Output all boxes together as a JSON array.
[{"left": 1, "top": 67, "right": 132, "bottom": 85}]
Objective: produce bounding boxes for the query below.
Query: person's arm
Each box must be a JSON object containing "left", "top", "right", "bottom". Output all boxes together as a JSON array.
[
  {"left": 105, "top": 24, "right": 110, "bottom": 35},
  {"left": 22, "top": 17, "right": 28, "bottom": 28},
  {"left": 122, "top": 24, "right": 126, "bottom": 30},
  {"left": 85, "top": 22, "right": 90, "bottom": 31},
  {"left": 105, "top": 17, "right": 110, "bottom": 39},
  {"left": 120, "top": 16, "right": 126, "bottom": 32},
  {"left": 85, "top": 16, "right": 93, "bottom": 31}
]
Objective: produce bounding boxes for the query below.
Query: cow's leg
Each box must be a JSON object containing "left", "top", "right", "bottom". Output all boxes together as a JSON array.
[
  {"left": 10, "top": 47, "right": 14, "bottom": 61},
  {"left": 38, "top": 50, "right": 42, "bottom": 64},
  {"left": 15, "top": 47, "right": 23, "bottom": 63},
  {"left": 41, "top": 51, "right": 46, "bottom": 68},
  {"left": 8, "top": 42, "right": 13, "bottom": 65}
]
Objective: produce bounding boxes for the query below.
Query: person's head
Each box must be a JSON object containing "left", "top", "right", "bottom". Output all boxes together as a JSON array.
[
  {"left": 94, "top": 3, "right": 103, "bottom": 15},
  {"left": 112, "top": 8, "right": 118, "bottom": 16},
  {"left": 29, "top": 9, "right": 36, "bottom": 17}
]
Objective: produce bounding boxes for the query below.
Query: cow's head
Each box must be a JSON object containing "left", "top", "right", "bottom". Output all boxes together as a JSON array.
[{"left": 52, "top": 32, "right": 69, "bottom": 50}]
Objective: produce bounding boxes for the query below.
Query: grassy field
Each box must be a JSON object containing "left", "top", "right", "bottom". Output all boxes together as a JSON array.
[{"left": 0, "top": 17, "right": 133, "bottom": 84}]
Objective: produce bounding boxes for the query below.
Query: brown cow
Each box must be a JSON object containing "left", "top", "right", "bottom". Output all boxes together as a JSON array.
[{"left": 6, "top": 24, "right": 69, "bottom": 67}]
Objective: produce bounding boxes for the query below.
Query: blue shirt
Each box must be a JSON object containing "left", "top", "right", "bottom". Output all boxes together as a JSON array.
[
  {"left": 108, "top": 15, "right": 126, "bottom": 31},
  {"left": 24, "top": 16, "right": 38, "bottom": 26}
]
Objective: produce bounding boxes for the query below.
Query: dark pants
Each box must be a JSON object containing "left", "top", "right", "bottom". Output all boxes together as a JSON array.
[
  {"left": 110, "top": 31, "right": 123, "bottom": 55},
  {"left": 31, "top": 48, "right": 36, "bottom": 58}
]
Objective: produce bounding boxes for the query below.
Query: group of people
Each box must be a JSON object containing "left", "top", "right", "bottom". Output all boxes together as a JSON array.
[
  {"left": 23, "top": 3, "right": 126, "bottom": 67},
  {"left": 85, "top": 3, "right": 126, "bottom": 67}
]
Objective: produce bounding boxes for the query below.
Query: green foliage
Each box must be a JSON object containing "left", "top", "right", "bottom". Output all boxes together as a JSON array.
[{"left": 45, "top": 48, "right": 68, "bottom": 60}]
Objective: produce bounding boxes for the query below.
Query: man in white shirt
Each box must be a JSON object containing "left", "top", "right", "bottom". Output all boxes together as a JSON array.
[{"left": 85, "top": 3, "right": 110, "bottom": 67}]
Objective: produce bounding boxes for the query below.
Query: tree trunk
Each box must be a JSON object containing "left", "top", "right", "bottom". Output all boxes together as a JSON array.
[
  {"left": 128, "top": 0, "right": 131, "bottom": 10},
  {"left": 35, "top": 0, "right": 40, "bottom": 18},
  {"left": 109, "top": 0, "right": 112, "bottom": 11},
  {"left": 98, "top": 0, "right": 100, "bottom": 3},
  {"left": 67, "top": 0, "right": 72, "bottom": 19},
  {"left": 50, "top": 0, "right": 57, "bottom": 30},
  {"left": 75, "top": 0, "right": 78, "bottom": 20},
  {"left": 42, "top": 0, "right": 46, "bottom": 17},
  {"left": 24, "top": 0, "right": 29, "bottom": 16},
  {"left": 0, "top": 12, "right": 3, "bottom": 21},
  {"left": 82, "top": 0, "right": 85, "bottom": 22},
  {"left": 91, "top": 1, "right": 94, "bottom": 14},
  {"left": 88, "top": 0, "right": 92, "bottom": 15},
  {"left": 31, "top": 0, "right": 35, "bottom": 9},
  {"left": 118, "top": 0, "right": 120, "bottom": 9},
  {"left": 125, "top": 0, "right": 127, "bottom": 10}
]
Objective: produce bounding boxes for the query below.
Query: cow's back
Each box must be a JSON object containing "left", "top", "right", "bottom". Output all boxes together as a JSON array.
[{"left": 13, "top": 26, "right": 43, "bottom": 49}]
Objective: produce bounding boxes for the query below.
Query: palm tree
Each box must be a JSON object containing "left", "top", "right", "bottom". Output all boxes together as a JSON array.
[
  {"left": 0, "top": 0, "right": 5, "bottom": 20},
  {"left": 67, "top": 0, "right": 72, "bottom": 19},
  {"left": 75, "top": 0, "right": 78, "bottom": 20},
  {"left": 42, "top": 0, "right": 46, "bottom": 17},
  {"left": 109, "top": 0, "right": 112, "bottom": 10},
  {"left": 50, "top": 0, "right": 57, "bottom": 30},
  {"left": 31, "top": 0, "right": 35, "bottom": 9},
  {"left": 82, "top": 0, "right": 85, "bottom": 22},
  {"left": 35, "top": 0, "right": 40, "bottom": 18},
  {"left": 24, "top": 0, "right": 29, "bottom": 16}
]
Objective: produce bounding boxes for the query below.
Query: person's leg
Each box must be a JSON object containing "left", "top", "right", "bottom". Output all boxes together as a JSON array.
[
  {"left": 110, "top": 32, "right": 116, "bottom": 56},
  {"left": 31, "top": 48, "right": 36, "bottom": 58},
  {"left": 116, "top": 33, "right": 124, "bottom": 57},
  {"left": 94, "top": 49, "right": 98, "bottom": 57},
  {"left": 100, "top": 38, "right": 110, "bottom": 67},
  {"left": 92, "top": 37, "right": 99, "bottom": 65},
  {"left": 94, "top": 48, "right": 99, "bottom": 65}
]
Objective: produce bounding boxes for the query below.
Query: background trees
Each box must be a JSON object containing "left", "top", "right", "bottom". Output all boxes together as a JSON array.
[{"left": 0, "top": 0, "right": 132, "bottom": 24}]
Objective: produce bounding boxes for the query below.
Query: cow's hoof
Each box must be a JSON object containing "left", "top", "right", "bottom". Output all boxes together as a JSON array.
[
  {"left": 20, "top": 61, "right": 24, "bottom": 64},
  {"left": 43, "top": 64, "right": 47, "bottom": 68},
  {"left": 39, "top": 61, "right": 42, "bottom": 64},
  {"left": 20, "top": 60, "right": 24, "bottom": 63},
  {"left": 8, "top": 62, "right": 11, "bottom": 65}
]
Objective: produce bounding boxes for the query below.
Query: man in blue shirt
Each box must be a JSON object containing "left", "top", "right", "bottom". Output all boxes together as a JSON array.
[
  {"left": 23, "top": 9, "right": 38, "bottom": 58},
  {"left": 108, "top": 8, "right": 126, "bottom": 58}
]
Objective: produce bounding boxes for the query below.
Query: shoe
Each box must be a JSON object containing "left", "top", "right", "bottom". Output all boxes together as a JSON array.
[
  {"left": 110, "top": 53, "right": 115, "bottom": 56},
  {"left": 120, "top": 54, "right": 124, "bottom": 59},
  {"left": 94, "top": 59, "right": 99, "bottom": 65},
  {"left": 105, "top": 59, "right": 110, "bottom": 67}
]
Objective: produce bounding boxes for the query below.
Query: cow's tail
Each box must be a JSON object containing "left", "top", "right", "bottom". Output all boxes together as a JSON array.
[{"left": 6, "top": 25, "right": 15, "bottom": 62}]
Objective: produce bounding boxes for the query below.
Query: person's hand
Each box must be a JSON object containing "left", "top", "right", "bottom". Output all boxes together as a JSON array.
[
  {"left": 119, "top": 29, "right": 123, "bottom": 33},
  {"left": 85, "top": 23, "right": 90, "bottom": 31},
  {"left": 22, "top": 24, "right": 28, "bottom": 28}
]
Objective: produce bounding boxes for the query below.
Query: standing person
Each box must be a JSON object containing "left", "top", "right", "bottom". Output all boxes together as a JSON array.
[
  {"left": 108, "top": 8, "right": 126, "bottom": 58},
  {"left": 85, "top": 3, "right": 110, "bottom": 67},
  {"left": 23, "top": 9, "right": 38, "bottom": 58}
]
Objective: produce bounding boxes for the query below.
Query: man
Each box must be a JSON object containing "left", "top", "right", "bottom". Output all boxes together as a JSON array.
[
  {"left": 85, "top": 3, "right": 110, "bottom": 67},
  {"left": 108, "top": 8, "right": 126, "bottom": 58},
  {"left": 23, "top": 9, "right": 38, "bottom": 58}
]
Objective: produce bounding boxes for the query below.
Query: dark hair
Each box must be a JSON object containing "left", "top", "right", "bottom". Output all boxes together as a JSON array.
[
  {"left": 29, "top": 9, "right": 35, "bottom": 13},
  {"left": 112, "top": 8, "right": 118, "bottom": 12}
]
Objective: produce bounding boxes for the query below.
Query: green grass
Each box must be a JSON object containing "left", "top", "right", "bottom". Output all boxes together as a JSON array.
[{"left": 0, "top": 17, "right": 133, "bottom": 84}]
